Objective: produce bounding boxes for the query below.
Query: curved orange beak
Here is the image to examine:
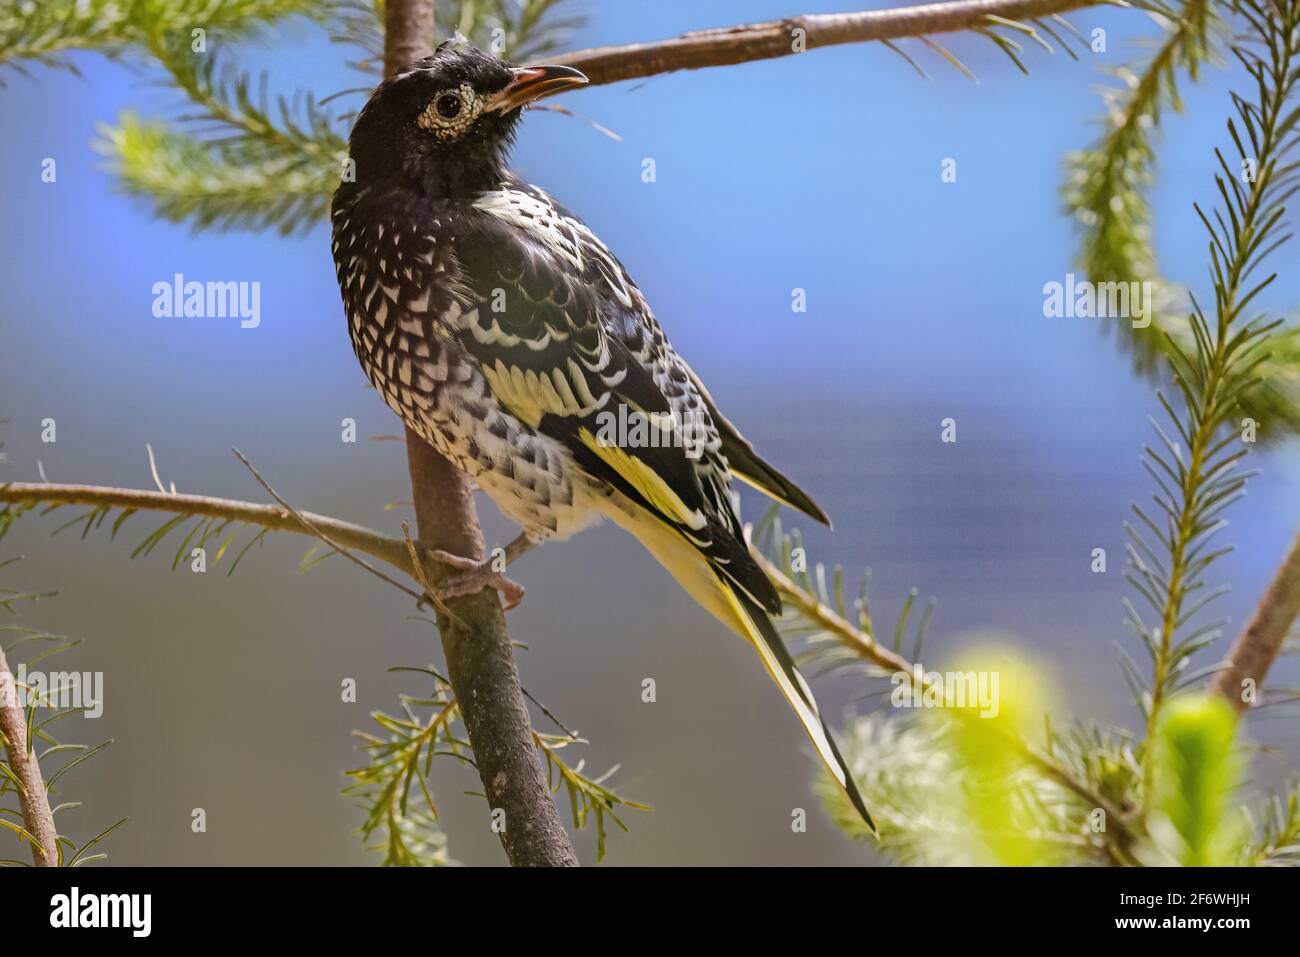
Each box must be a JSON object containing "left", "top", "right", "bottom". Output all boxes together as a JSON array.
[{"left": 488, "top": 64, "right": 588, "bottom": 113}]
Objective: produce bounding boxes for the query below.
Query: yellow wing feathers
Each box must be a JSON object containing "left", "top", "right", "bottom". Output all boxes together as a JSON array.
[
  {"left": 482, "top": 359, "right": 595, "bottom": 428},
  {"left": 578, "top": 427, "right": 706, "bottom": 531}
]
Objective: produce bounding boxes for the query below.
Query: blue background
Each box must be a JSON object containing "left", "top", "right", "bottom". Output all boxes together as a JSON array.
[{"left": 1, "top": 2, "right": 1296, "bottom": 864}]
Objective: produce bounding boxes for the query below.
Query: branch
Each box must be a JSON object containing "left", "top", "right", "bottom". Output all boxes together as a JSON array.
[
  {"left": 0, "top": 482, "right": 413, "bottom": 575},
  {"left": 1211, "top": 533, "right": 1300, "bottom": 713},
  {"left": 385, "top": 0, "right": 579, "bottom": 867},
  {"left": 555, "top": 0, "right": 1105, "bottom": 85},
  {"left": 0, "top": 645, "right": 57, "bottom": 866}
]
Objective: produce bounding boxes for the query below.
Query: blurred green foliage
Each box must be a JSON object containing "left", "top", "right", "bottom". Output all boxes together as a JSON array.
[
  {"left": 1143, "top": 695, "right": 1245, "bottom": 865},
  {"left": 1064, "top": 0, "right": 1300, "bottom": 440}
]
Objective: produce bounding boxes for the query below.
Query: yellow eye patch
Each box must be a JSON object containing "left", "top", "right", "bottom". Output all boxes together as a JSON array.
[{"left": 417, "top": 82, "right": 481, "bottom": 140}]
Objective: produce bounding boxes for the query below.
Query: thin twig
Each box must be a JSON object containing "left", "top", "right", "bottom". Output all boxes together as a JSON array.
[
  {"left": 145, "top": 443, "right": 175, "bottom": 496},
  {"left": 521, "top": 686, "right": 580, "bottom": 740},
  {"left": 230, "top": 448, "right": 426, "bottom": 603},
  {"left": 399, "top": 519, "right": 461, "bottom": 624},
  {"left": 555, "top": 0, "right": 1107, "bottom": 86}
]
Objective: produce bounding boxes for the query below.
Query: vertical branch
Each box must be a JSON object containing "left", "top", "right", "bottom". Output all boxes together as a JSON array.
[
  {"left": 0, "top": 646, "right": 57, "bottom": 866},
  {"left": 384, "top": 0, "right": 438, "bottom": 76},
  {"left": 384, "top": 3, "right": 578, "bottom": 866},
  {"left": 1211, "top": 533, "right": 1300, "bottom": 712}
]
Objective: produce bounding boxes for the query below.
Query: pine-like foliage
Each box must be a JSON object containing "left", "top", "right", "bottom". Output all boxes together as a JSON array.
[
  {"left": 344, "top": 666, "right": 460, "bottom": 867},
  {"left": 1124, "top": 0, "right": 1300, "bottom": 772},
  {"left": 1064, "top": 0, "right": 1217, "bottom": 368},
  {"left": 1066, "top": 0, "right": 1300, "bottom": 438},
  {"left": 82, "top": 1, "right": 582, "bottom": 234},
  {"left": 0, "top": 0, "right": 324, "bottom": 74},
  {"left": 344, "top": 665, "right": 646, "bottom": 865},
  {"left": 1245, "top": 782, "right": 1300, "bottom": 864}
]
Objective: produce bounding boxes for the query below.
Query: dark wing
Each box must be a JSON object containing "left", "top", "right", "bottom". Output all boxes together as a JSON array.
[
  {"left": 448, "top": 200, "right": 780, "bottom": 613},
  {"left": 517, "top": 189, "right": 832, "bottom": 528}
]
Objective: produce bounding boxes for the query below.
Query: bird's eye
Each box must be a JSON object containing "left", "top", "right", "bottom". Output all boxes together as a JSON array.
[{"left": 435, "top": 93, "right": 462, "bottom": 119}]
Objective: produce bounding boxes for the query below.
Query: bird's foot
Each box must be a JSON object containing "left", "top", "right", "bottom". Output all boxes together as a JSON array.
[{"left": 428, "top": 550, "right": 526, "bottom": 611}]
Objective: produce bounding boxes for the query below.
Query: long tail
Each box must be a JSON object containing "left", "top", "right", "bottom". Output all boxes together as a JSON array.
[
  {"left": 722, "top": 582, "right": 875, "bottom": 833},
  {"left": 599, "top": 499, "right": 875, "bottom": 832}
]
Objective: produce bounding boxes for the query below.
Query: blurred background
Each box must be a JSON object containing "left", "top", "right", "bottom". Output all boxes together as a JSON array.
[{"left": 1, "top": 0, "right": 1297, "bottom": 865}]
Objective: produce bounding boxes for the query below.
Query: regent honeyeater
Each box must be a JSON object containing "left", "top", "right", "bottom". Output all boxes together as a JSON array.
[{"left": 331, "top": 39, "right": 872, "bottom": 830}]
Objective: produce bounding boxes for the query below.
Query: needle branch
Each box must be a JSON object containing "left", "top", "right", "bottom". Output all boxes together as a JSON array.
[{"left": 0, "top": 481, "right": 414, "bottom": 577}]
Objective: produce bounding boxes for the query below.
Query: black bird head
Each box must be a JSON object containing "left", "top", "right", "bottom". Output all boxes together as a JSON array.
[{"left": 347, "top": 38, "right": 587, "bottom": 198}]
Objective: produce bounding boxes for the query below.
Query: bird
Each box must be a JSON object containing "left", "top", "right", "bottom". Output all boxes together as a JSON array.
[{"left": 331, "top": 38, "right": 874, "bottom": 832}]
